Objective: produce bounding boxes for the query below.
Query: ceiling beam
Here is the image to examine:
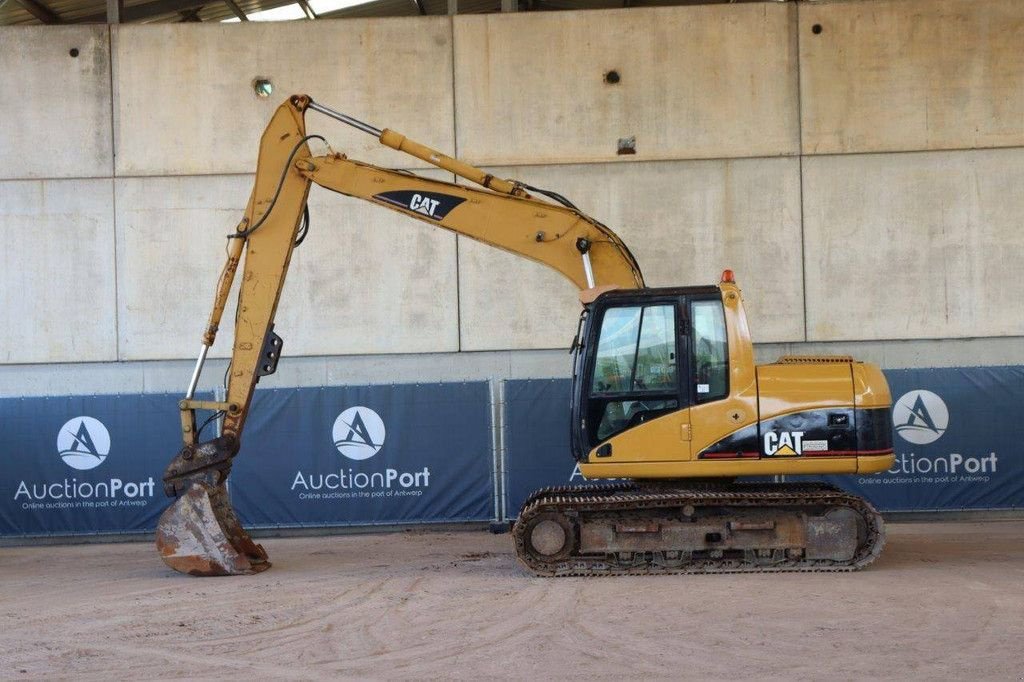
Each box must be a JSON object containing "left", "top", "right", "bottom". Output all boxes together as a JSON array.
[
  {"left": 14, "top": 0, "right": 59, "bottom": 23},
  {"left": 222, "top": 0, "right": 248, "bottom": 20},
  {"left": 106, "top": 0, "right": 123, "bottom": 22},
  {"left": 80, "top": 0, "right": 209, "bottom": 23},
  {"left": 295, "top": 0, "right": 317, "bottom": 19}
]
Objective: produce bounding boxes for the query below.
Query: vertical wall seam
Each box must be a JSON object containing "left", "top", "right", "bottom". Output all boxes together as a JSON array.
[
  {"left": 107, "top": 24, "right": 122, "bottom": 363},
  {"left": 450, "top": 14, "right": 463, "bottom": 353},
  {"left": 455, "top": 233, "right": 463, "bottom": 352},
  {"left": 497, "top": 378, "right": 507, "bottom": 523},
  {"left": 488, "top": 378, "right": 502, "bottom": 522},
  {"left": 110, "top": 178, "right": 121, "bottom": 363},
  {"left": 794, "top": 1, "right": 809, "bottom": 343}
]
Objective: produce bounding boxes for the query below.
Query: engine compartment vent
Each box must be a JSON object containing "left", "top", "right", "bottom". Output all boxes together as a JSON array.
[{"left": 776, "top": 355, "right": 855, "bottom": 364}]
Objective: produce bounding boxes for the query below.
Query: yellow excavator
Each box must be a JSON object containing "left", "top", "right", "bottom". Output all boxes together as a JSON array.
[{"left": 155, "top": 95, "right": 894, "bottom": 577}]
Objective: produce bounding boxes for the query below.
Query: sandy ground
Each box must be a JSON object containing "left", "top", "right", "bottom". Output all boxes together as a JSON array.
[{"left": 2, "top": 521, "right": 1023, "bottom": 680}]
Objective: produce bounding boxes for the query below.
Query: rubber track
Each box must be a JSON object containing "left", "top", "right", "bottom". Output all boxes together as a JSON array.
[{"left": 512, "top": 482, "right": 885, "bottom": 576}]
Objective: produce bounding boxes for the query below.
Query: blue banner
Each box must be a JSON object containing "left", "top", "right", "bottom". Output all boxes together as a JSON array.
[
  {"left": 502, "top": 367, "right": 1024, "bottom": 515},
  {"left": 814, "top": 366, "right": 1024, "bottom": 511},
  {"left": 0, "top": 394, "right": 185, "bottom": 536},
  {"left": 230, "top": 382, "right": 494, "bottom": 527},
  {"left": 6, "top": 367, "right": 1015, "bottom": 537},
  {"left": 503, "top": 379, "right": 595, "bottom": 517}
]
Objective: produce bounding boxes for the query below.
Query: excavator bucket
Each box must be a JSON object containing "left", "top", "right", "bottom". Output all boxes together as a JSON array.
[{"left": 155, "top": 481, "right": 270, "bottom": 576}]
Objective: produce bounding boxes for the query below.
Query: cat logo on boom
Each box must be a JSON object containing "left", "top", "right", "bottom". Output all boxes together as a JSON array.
[
  {"left": 409, "top": 194, "right": 440, "bottom": 217},
  {"left": 372, "top": 190, "right": 466, "bottom": 221},
  {"left": 763, "top": 431, "right": 804, "bottom": 456}
]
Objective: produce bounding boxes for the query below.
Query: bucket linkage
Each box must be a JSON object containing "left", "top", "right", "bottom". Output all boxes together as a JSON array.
[{"left": 155, "top": 435, "right": 270, "bottom": 576}]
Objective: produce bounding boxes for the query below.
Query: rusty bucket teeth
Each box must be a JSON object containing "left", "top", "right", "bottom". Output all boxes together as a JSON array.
[{"left": 155, "top": 481, "right": 270, "bottom": 577}]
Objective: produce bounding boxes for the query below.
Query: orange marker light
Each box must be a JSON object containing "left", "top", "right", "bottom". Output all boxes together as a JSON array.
[{"left": 721, "top": 269, "right": 735, "bottom": 283}]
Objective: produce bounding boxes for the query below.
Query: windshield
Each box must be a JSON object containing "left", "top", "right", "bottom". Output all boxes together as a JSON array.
[{"left": 591, "top": 305, "right": 676, "bottom": 393}]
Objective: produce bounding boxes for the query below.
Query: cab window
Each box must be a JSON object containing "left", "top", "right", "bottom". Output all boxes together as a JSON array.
[
  {"left": 691, "top": 300, "right": 728, "bottom": 402},
  {"left": 591, "top": 305, "right": 677, "bottom": 394},
  {"left": 589, "top": 304, "right": 679, "bottom": 444}
]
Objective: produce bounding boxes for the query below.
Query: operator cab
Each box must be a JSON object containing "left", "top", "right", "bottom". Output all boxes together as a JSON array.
[{"left": 569, "top": 284, "right": 729, "bottom": 461}]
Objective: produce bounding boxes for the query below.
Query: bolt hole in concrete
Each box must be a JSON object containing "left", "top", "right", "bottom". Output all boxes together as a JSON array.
[
  {"left": 617, "top": 136, "right": 636, "bottom": 155},
  {"left": 253, "top": 78, "right": 274, "bottom": 98},
  {"left": 604, "top": 70, "right": 621, "bottom": 85},
  {"left": 812, "top": 23, "right": 823, "bottom": 35},
  {"left": 69, "top": 48, "right": 79, "bottom": 58}
]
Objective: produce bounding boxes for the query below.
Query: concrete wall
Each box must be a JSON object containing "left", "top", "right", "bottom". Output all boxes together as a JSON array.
[
  {"left": 0, "top": 27, "right": 112, "bottom": 180},
  {"left": 112, "top": 20, "right": 454, "bottom": 175},
  {"left": 0, "top": 179, "right": 117, "bottom": 363},
  {"left": 113, "top": 170, "right": 458, "bottom": 360},
  {"left": 2, "top": 0, "right": 1023, "bottom": 397},
  {"left": 800, "top": 0, "right": 1024, "bottom": 155},
  {"left": 453, "top": 3, "right": 799, "bottom": 164},
  {"left": 803, "top": 147, "right": 1024, "bottom": 341},
  {"left": 459, "top": 158, "right": 803, "bottom": 350}
]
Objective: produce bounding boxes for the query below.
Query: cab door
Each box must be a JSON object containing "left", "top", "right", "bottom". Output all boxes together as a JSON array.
[
  {"left": 580, "top": 298, "right": 690, "bottom": 460},
  {"left": 686, "top": 295, "right": 752, "bottom": 459}
]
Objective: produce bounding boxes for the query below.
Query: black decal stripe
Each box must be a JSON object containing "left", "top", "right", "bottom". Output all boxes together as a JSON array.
[
  {"left": 697, "top": 407, "right": 892, "bottom": 460},
  {"left": 701, "top": 451, "right": 759, "bottom": 459},
  {"left": 375, "top": 195, "right": 409, "bottom": 211},
  {"left": 371, "top": 190, "right": 466, "bottom": 221},
  {"left": 698, "top": 423, "right": 759, "bottom": 459},
  {"left": 803, "top": 448, "right": 893, "bottom": 457}
]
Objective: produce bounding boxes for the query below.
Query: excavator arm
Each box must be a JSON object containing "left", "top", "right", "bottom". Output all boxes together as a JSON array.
[{"left": 156, "top": 95, "right": 644, "bottom": 576}]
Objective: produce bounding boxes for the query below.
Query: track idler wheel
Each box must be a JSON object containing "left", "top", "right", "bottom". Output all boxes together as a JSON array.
[
  {"left": 519, "top": 511, "right": 577, "bottom": 563},
  {"left": 155, "top": 482, "right": 270, "bottom": 577}
]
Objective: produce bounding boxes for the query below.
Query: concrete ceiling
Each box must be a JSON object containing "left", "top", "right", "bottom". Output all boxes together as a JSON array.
[{"left": 0, "top": 0, "right": 766, "bottom": 27}]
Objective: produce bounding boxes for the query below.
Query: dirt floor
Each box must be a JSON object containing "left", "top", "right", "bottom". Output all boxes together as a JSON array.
[{"left": 2, "top": 521, "right": 1023, "bottom": 680}]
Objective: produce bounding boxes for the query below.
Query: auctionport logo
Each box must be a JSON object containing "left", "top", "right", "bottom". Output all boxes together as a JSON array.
[
  {"left": 332, "top": 406, "right": 385, "bottom": 461},
  {"left": 13, "top": 415, "right": 156, "bottom": 509},
  {"left": 291, "top": 405, "right": 429, "bottom": 499},
  {"left": 893, "top": 390, "right": 948, "bottom": 445},
  {"left": 57, "top": 417, "right": 110, "bottom": 470}
]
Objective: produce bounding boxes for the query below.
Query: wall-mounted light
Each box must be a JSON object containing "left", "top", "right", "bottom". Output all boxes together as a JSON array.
[{"left": 253, "top": 78, "right": 274, "bottom": 98}]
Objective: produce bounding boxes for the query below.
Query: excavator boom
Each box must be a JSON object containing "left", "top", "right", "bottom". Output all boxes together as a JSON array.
[{"left": 157, "top": 95, "right": 644, "bottom": 575}]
